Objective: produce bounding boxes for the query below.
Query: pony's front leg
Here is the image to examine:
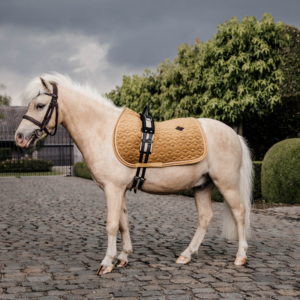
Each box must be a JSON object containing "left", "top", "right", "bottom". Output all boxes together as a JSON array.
[
  {"left": 115, "top": 194, "right": 133, "bottom": 267},
  {"left": 97, "top": 185, "right": 124, "bottom": 275}
]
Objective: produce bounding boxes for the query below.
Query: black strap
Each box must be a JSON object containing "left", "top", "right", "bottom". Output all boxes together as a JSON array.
[
  {"left": 23, "top": 85, "right": 59, "bottom": 136},
  {"left": 131, "top": 105, "right": 155, "bottom": 193}
]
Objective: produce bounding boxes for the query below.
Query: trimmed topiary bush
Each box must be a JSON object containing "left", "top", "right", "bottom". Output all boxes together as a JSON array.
[
  {"left": 74, "top": 162, "right": 92, "bottom": 180},
  {"left": 262, "top": 138, "right": 300, "bottom": 204}
]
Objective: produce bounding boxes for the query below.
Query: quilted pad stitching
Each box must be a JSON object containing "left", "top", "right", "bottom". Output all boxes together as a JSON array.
[{"left": 113, "top": 108, "right": 207, "bottom": 168}]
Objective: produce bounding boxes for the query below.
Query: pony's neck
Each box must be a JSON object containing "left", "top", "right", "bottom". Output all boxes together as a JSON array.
[{"left": 58, "top": 86, "right": 122, "bottom": 157}]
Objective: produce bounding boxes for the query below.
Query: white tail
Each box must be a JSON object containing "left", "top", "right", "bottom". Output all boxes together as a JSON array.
[{"left": 222, "top": 135, "right": 253, "bottom": 240}]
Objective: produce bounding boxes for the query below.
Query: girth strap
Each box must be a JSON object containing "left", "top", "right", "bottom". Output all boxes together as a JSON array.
[
  {"left": 23, "top": 84, "right": 59, "bottom": 136},
  {"left": 130, "top": 105, "right": 155, "bottom": 193}
]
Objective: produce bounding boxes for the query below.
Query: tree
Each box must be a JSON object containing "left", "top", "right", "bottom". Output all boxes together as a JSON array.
[
  {"left": 243, "top": 24, "right": 300, "bottom": 160},
  {"left": 106, "top": 14, "right": 289, "bottom": 127},
  {"left": 0, "top": 84, "right": 11, "bottom": 120},
  {"left": 0, "top": 84, "right": 11, "bottom": 106}
]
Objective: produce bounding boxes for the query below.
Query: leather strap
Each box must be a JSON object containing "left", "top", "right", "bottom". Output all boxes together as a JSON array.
[
  {"left": 23, "top": 84, "right": 59, "bottom": 136},
  {"left": 131, "top": 105, "right": 155, "bottom": 193}
]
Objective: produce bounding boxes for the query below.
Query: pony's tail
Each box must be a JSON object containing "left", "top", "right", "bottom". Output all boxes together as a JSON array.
[{"left": 222, "top": 135, "right": 253, "bottom": 240}]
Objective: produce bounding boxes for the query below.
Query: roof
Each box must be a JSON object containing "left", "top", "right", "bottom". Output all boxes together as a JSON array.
[{"left": 0, "top": 106, "right": 72, "bottom": 144}]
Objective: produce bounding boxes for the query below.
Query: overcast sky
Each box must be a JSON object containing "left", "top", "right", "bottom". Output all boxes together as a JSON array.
[{"left": 0, "top": 0, "right": 299, "bottom": 105}]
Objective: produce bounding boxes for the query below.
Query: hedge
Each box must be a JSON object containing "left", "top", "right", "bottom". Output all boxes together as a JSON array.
[
  {"left": 0, "top": 148, "right": 12, "bottom": 162},
  {"left": 262, "top": 138, "right": 300, "bottom": 204},
  {"left": 74, "top": 162, "right": 92, "bottom": 180},
  {"left": 75, "top": 161, "right": 262, "bottom": 201},
  {"left": 244, "top": 94, "right": 300, "bottom": 160},
  {"left": 0, "top": 158, "right": 53, "bottom": 172}
]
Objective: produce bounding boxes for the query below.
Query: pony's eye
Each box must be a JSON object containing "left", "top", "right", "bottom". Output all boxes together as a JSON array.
[{"left": 36, "top": 103, "right": 45, "bottom": 110}]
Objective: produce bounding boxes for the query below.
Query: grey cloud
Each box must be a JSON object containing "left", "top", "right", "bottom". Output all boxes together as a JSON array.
[
  {"left": 0, "top": 0, "right": 299, "bottom": 104},
  {"left": 0, "top": 28, "right": 80, "bottom": 75},
  {"left": 1, "top": 0, "right": 299, "bottom": 69}
]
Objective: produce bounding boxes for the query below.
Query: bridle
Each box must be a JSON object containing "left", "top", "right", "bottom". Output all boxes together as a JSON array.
[{"left": 23, "top": 84, "right": 59, "bottom": 136}]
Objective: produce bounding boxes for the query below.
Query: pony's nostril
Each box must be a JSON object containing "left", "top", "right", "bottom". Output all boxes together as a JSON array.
[{"left": 16, "top": 133, "right": 24, "bottom": 143}]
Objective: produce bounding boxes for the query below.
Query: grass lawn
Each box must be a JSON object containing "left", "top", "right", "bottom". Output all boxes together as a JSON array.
[{"left": 0, "top": 171, "right": 62, "bottom": 177}]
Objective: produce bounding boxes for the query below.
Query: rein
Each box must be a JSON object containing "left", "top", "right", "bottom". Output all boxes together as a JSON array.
[{"left": 23, "top": 84, "right": 59, "bottom": 136}]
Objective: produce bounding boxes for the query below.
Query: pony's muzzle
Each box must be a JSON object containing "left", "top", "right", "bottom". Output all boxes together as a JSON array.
[{"left": 15, "top": 133, "right": 25, "bottom": 147}]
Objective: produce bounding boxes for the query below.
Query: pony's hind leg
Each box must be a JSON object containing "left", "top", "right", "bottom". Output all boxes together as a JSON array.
[
  {"left": 115, "top": 194, "right": 133, "bottom": 267},
  {"left": 176, "top": 182, "right": 214, "bottom": 264},
  {"left": 211, "top": 135, "right": 252, "bottom": 266},
  {"left": 221, "top": 188, "right": 248, "bottom": 265}
]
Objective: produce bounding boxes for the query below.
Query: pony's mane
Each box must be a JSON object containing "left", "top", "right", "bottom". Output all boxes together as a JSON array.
[{"left": 21, "top": 72, "right": 121, "bottom": 111}]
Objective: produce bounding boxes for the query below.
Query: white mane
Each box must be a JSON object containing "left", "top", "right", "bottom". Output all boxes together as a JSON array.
[{"left": 21, "top": 72, "right": 121, "bottom": 110}]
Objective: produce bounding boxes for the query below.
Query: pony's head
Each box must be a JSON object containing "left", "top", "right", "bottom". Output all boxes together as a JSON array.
[
  {"left": 15, "top": 77, "right": 59, "bottom": 148},
  {"left": 15, "top": 73, "right": 121, "bottom": 148}
]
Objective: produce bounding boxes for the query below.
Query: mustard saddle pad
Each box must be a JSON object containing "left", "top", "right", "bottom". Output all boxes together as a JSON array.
[{"left": 113, "top": 108, "right": 208, "bottom": 168}]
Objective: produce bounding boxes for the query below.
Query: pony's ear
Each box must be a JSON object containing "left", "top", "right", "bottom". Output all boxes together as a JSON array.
[{"left": 39, "top": 77, "right": 52, "bottom": 92}]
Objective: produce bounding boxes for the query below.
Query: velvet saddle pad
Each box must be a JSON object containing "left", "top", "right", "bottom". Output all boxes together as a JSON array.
[{"left": 113, "top": 108, "right": 208, "bottom": 168}]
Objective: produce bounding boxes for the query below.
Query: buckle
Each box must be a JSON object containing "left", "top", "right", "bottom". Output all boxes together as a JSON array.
[
  {"left": 138, "top": 177, "right": 145, "bottom": 190},
  {"left": 140, "top": 114, "right": 154, "bottom": 134},
  {"left": 131, "top": 176, "right": 140, "bottom": 190}
]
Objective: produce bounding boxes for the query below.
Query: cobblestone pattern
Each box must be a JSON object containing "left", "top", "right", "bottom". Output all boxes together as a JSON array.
[{"left": 0, "top": 177, "right": 300, "bottom": 300}]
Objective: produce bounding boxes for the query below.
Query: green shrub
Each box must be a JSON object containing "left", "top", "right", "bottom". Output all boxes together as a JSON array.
[
  {"left": 178, "top": 187, "right": 223, "bottom": 202},
  {"left": 0, "top": 148, "right": 12, "bottom": 162},
  {"left": 262, "top": 138, "right": 300, "bottom": 204},
  {"left": 211, "top": 188, "right": 224, "bottom": 202},
  {"left": 74, "top": 162, "right": 92, "bottom": 180},
  {"left": 180, "top": 187, "right": 224, "bottom": 202},
  {"left": 0, "top": 158, "right": 53, "bottom": 172}
]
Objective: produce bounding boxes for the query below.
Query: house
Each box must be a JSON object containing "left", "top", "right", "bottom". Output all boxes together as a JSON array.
[{"left": 0, "top": 106, "right": 83, "bottom": 175}]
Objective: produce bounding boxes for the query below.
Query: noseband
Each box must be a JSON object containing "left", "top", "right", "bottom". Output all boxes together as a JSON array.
[{"left": 23, "top": 84, "right": 59, "bottom": 136}]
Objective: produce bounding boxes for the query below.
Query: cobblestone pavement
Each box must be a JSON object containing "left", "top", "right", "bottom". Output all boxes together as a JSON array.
[{"left": 0, "top": 177, "right": 300, "bottom": 300}]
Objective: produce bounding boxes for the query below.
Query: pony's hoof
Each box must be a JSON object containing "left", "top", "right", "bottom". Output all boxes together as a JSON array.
[
  {"left": 176, "top": 255, "right": 190, "bottom": 264},
  {"left": 115, "top": 259, "right": 128, "bottom": 268},
  {"left": 97, "top": 265, "right": 113, "bottom": 275},
  {"left": 234, "top": 257, "right": 247, "bottom": 266}
]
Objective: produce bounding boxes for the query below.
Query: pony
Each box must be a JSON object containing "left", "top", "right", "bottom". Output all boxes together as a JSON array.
[{"left": 15, "top": 74, "right": 253, "bottom": 275}]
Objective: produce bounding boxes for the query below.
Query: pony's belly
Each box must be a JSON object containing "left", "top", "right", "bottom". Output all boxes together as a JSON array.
[{"left": 138, "top": 163, "right": 208, "bottom": 194}]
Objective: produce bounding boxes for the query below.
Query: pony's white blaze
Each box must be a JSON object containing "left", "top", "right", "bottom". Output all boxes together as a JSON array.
[{"left": 16, "top": 74, "right": 253, "bottom": 274}]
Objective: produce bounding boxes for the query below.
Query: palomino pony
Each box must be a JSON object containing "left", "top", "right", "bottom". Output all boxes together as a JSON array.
[{"left": 15, "top": 74, "right": 253, "bottom": 275}]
